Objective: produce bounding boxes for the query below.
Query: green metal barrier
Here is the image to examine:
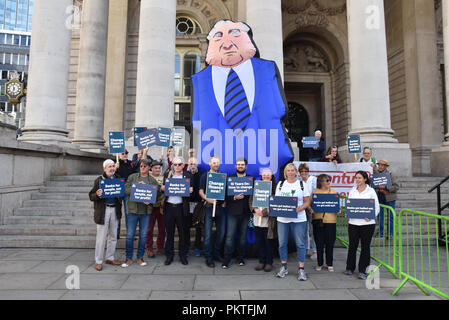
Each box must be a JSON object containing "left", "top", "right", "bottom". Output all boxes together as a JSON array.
[
  {"left": 336, "top": 195, "right": 398, "bottom": 278},
  {"left": 392, "top": 209, "right": 449, "bottom": 300}
]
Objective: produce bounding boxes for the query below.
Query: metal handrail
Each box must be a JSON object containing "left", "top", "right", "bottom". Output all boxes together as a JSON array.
[{"left": 428, "top": 175, "right": 449, "bottom": 193}]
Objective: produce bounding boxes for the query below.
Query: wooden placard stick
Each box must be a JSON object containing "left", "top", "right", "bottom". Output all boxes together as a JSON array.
[{"left": 212, "top": 200, "right": 217, "bottom": 218}]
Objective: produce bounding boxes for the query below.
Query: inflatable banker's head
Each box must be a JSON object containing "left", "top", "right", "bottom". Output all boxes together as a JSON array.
[{"left": 206, "top": 20, "right": 258, "bottom": 68}]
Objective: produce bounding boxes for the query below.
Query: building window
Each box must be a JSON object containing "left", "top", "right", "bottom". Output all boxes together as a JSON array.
[
  {"left": 174, "top": 50, "right": 201, "bottom": 97},
  {"left": 0, "top": 102, "right": 5, "bottom": 112},
  {"left": 176, "top": 16, "right": 202, "bottom": 36}
]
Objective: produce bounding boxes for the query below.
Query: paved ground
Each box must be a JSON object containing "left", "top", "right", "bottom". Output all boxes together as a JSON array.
[{"left": 0, "top": 248, "right": 443, "bottom": 300}]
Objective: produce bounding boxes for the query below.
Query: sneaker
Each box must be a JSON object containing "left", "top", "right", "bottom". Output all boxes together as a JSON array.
[
  {"left": 194, "top": 248, "right": 201, "bottom": 257},
  {"left": 238, "top": 259, "right": 245, "bottom": 266},
  {"left": 327, "top": 266, "right": 335, "bottom": 272},
  {"left": 310, "top": 252, "right": 317, "bottom": 261},
  {"left": 358, "top": 272, "right": 367, "bottom": 280},
  {"left": 344, "top": 269, "right": 353, "bottom": 276},
  {"left": 298, "top": 269, "right": 308, "bottom": 281},
  {"left": 121, "top": 259, "right": 133, "bottom": 268},
  {"left": 137, "top": 259, "right": 147, "bottom": 266},
  {"left": 147, "top": 250, "right": 155, "bottom": 258},
  {"left": 315, "top": 265, "right": 322, "bottom": 271},
  {"left": 222, "top": 259, "right": 231, "bottom": 269},
  {"left": 276, "top": 266, "right": 289, "bottom": 278}
]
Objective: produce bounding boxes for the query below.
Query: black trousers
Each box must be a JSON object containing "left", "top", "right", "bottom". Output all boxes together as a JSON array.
[
  {"left": 164, "top": 204, "right": 187, "bottom": 259},
  {"left": 183, "top": 213, "right": 192, "bottom": 253},
  {"left": 255, "top": 227, "right": 275, "bottom": 265},
  {"left": 313, "top": 222, "right": 336, "bottom": 267},
  {"left": 346, "top": 224, "right": 375, "bottom": 273}
]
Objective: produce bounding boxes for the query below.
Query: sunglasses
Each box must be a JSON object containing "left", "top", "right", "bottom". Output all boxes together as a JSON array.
[{"left": 174, "top": 163, "right": 183, "bottom": 166}]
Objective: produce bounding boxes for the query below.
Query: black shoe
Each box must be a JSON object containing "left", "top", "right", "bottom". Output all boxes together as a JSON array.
[
  {"left": 238, "top": 259, "right": 245, "bottom": 266},
  {"left": 180, "top": 257, "right": 188, "bottom": 265},
  {"left": 206, "top": 260, "right": 215, "bottom": 268},
  {"left": 222, "top": 260, "right": 230, "bottom": 269},
  {"left": 164, "top": 257, "right": 173, "bottom": 266}
]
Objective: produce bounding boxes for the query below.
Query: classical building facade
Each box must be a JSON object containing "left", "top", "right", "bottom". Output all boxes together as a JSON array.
[{"left": 16, "top": 0, "right": 449, "bottom": 177}]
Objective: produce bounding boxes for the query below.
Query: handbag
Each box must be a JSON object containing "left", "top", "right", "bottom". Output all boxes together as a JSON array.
[{"left": 192, "top": 200, "right": 206, "bottom": 227}]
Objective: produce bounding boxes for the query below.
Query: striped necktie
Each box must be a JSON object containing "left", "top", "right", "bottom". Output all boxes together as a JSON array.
[{"left": 224, "top": 69, "right": 251, "bottom": 133}]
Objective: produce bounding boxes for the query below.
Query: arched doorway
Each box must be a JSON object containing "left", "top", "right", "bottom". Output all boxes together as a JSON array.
[{"left": 286, "top": 102, "right": 309, "bottom": 161}]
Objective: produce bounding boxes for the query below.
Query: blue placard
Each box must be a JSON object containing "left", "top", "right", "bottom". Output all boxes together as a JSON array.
[
  {"left": 312, "top": 193, "right": 340, "bottom": 213},
  {"left": 347, "top": 134, "right": 362, "bottom": 154},
  {"left": 108, "top": 131, "right": 125, "bottom": 154},
  {"left": 157, "top": 127, "right": 172, "bottom": 147},
  {"left": 252, "top": 180, "right": 272, "bottom": 208},
  {"left": 370, "top": 172, "right": 392, "bottom": 188},
  {"left": 130, "top": 183, "right": 158, "bottom": 204},
  {"left": 100, "top": 178, "right": 125, "bottom": 199},
  {"left": 346, "top": 198, "right": 376, "bottom": 220},
  {"left": 268, "top": 196, "right": 298, "bottom": 218},
  {"left": 171, "top": 126, "right": 185, "bottom": 147},
  {"left": 205, "top": 172, "right": 227, "bottom": 200},
  {"left": 133, "top": 127, "right": 147, "bottom": 146},
  {"left": 227, "top": 176, "right": 254, "bottom": 196},
  {"left": 302, "top": 136, "right": 319, "bottom": 148},
  {"left": 164, "top": 178, "right": 191, "bottom": 197},
  {"left": 136, "top": 128, "right": 158, "bottom": 150}
]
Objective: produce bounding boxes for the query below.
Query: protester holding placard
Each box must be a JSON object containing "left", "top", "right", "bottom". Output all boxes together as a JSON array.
[
  {"left": 199, "top": 156, "right": 227, "bottom": 268},
  {"left": 298, "top": 163, "right": 318, "bottom": 261},
  {"left": 145, "top": 161, "right": 166, "bottom": 258},
  {"left": 345, "top": 171, "right": 380, "bottom": 280},
  {"left": 319, "top": 146, "right": 342, "bottom": 164},
  {"left": 132, "top": 147, "right": 153, "bottom": 173},
  {"left": 222, "top": 158, "right": 254, "bottom": 269},
  {"left": 275, "top": 163, "right": 311, "bottom": 281},
  {"left": 88, "top": 159, "right": 123, "bottom": 271},
  {"left": 188, "top": 157, "right": 205, "bottom": 257},
  {"left": 160, "top": 146, "right": 175, "bottom": 174},
  {"left": 249, "top": 168, "right": 277, "bottom": 272},
  {"left": 116, "top": 149, "right": 137, "bottom": 239},
  {"left": 161, "top": 157, "right": 193, "bottom": 266},
  {"left": 310, "top": 174, "right": 340, "bottom": 272},
  {"left": 375, "top": 159, "right": 399, "bottom": 238},
  {"left": 307, "top": 130, "right": 326, "bottom": 162},
  {"left": 122, "top": 159, "right": 159, "bottom": 268}
]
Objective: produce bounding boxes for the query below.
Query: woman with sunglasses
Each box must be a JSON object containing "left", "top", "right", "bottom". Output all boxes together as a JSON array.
[
  {"left": 309, "top": 174, "right": 340, "bottom": 272},
  {"left": 320, "top": 146, "right": 342, "bottom": 165},
  {"left": 345, "top": 171, "right": 380, "bottom": 280}
]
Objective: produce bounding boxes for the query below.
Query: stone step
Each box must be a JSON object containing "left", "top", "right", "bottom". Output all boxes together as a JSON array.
[
  {"left": 45, "top": 181, "right": 94, "bottom": 187},
  {"left": 22, "top": 199, "right": 93, "bottom": 208},
  {"left": 0, "top": 225, "right": 95, "bottom": 236},
  {"left": 5, "top": 216, "right": 92, "bottom": 226},
  {"left": 13, "top": 207, "right": 92, "bottom": 217},
  {"left": 40, "top": 186, "right": 92, "bottom": 193},
  {"left": 50, "top": 175, "right": 99, "bottom": 181},
  {"left": 31, "top": 193, "right": 89, "bottom": 201}
]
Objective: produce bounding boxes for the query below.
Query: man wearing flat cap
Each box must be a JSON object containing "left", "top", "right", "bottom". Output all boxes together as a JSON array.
[
  {"left": 89, "top": 159, "right": 123, "bottom": 271},
  {"left": 375, "top": 159, "right": 399, "bottom": 238}
]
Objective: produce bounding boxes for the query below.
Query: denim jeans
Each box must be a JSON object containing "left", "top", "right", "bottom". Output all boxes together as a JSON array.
[
  {"left": 277, "top": 221, "right": 307, "bottom": 263},
  {"left": 125, "top": 213, "right": 150, "bottom": 261},
  {"left": 379, "top": 200, "right": 395, "bottom": 237},
  {"left": 224, "top": 214, "right": 250, "bottom": 261},
  {"left": 117, "top": 196, "right": 129, "bottom": 237},
  {"left": 203, "top": 204, "right": 226, "bottom": 261}
]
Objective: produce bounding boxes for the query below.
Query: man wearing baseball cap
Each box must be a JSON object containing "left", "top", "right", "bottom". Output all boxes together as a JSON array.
[
  {"left": 88, "top": 159, "right": 123, "bottom": 271},
  {"left": 375, "top": 159, "right": 399, "bottom": 238}
]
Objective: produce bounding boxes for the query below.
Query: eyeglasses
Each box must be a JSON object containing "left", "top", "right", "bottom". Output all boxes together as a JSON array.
[{"left": 174, "top": 163, "right": 183, "bottom": 166}]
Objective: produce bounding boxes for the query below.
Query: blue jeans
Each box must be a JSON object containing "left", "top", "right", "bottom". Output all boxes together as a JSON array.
[
  {"left": 277, "top": 221, "right": 307, "bottom": 263},
  {"left": 125, "top": 213, "right": 150, "bottom": 260},
  {"left": 203, "top": 204, "right": 226, "bottom": 261},
  {"left": 224, "top": 214, "right": 250, "bottom": 261},
  {"left": 379, "top": 200, "right": 395, "bottom": 237},
  {"left": 117, "top": 196, "right": 129, "bottom": 236}
]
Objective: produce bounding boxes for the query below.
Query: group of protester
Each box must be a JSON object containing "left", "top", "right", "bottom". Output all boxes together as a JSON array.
[{"left": 89, "top": 143, "right": 399, "bottom": 282}]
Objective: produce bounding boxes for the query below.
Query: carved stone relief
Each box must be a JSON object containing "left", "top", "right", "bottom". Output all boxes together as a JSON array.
[{"left": 284, "top": 43, "right": 330, "bottom": 72}]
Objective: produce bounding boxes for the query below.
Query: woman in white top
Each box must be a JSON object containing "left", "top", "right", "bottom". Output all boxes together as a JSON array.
[
  {"left": 275, "top": 164, "right": 311, "bottom": 281},
  {"left": 344, "top": 170, "right": 380, "bottom": 280}
]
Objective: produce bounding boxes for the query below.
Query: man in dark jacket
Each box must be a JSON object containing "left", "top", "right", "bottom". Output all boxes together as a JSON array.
[
  {"left": 188, "top": 157, "right": 205, "bottom": 257},
  {"left": 116, "top": 149, "right": 137, "bottom": 239},
  {"left": 89, "top": 159, "right": 123, "bottom": 271},
  {"left": 161, "top": 156, "right": 193, "bottom": 265},
  {"left": 222, "top": 158, "right": 253, "bottom": 269}
]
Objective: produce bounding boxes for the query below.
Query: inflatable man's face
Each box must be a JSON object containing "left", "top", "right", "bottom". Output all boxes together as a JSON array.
[{"left": 206, "top": 20, "right": 256, "bottom": 68}]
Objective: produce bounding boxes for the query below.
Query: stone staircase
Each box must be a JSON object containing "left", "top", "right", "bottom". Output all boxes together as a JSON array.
[{"left": 1, "top": 175, "right": 449, "bottom": 248}]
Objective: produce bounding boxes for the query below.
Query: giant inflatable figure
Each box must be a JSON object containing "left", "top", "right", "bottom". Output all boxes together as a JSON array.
[{"left": 192, "top": 20, "right": 293, "bottom": 178}]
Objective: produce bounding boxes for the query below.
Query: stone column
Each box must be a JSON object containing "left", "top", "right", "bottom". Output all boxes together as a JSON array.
[
  {"left": 343, "top": 0, "right": 411, "bottom": 176},
  {"left": 72, "top": 0, "right": 109, "bottom": 152},
  {"left": 103, "top": 0, "right": 128, "bottom": 139},
  {"left": 134, "top": 0, "right": 176, "bottom": 128},
  {"left": 246, "top": 0, "right": 284, "bottom": 78},
  {"left": 18, "top": 0, "right": 73, "bottom": 145},
  {"left": 431, "top": 0, "right": 449, "bottom": 176}
]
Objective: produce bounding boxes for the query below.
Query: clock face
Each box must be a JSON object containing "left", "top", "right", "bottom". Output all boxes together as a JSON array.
[{"left": 6, "top": 82, "right": 21, "bottom": 96}]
